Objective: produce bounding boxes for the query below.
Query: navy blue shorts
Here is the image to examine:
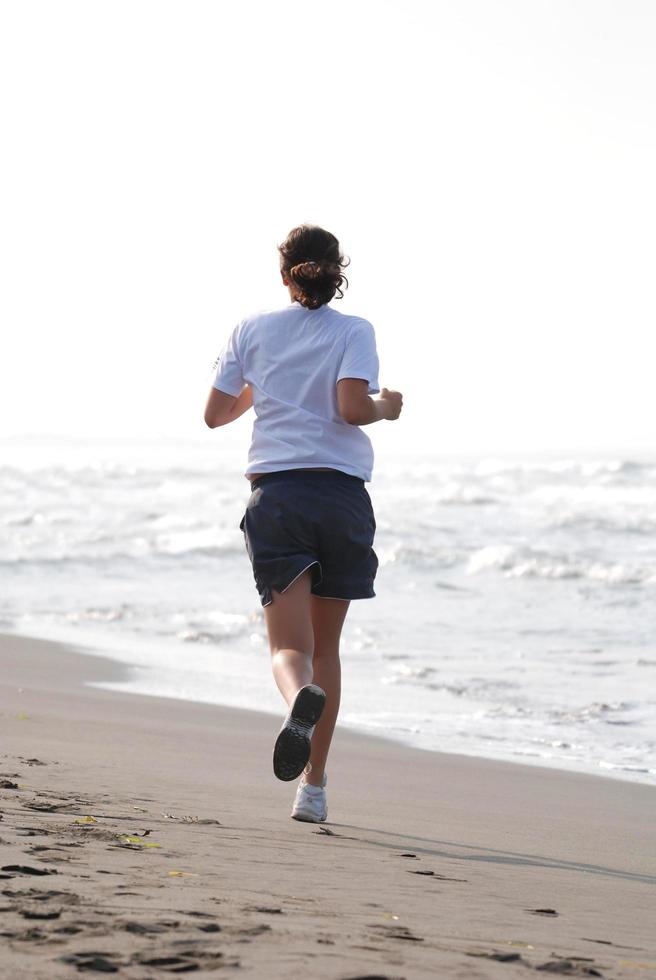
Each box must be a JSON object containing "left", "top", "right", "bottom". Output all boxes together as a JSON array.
[{"left": 238, "top": 468, "right": 378, "bottom": 607}]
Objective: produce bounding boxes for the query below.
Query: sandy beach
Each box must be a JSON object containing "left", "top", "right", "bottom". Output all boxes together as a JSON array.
[{"left": 1, "top": 632, "right": 654, "bottom": 978}]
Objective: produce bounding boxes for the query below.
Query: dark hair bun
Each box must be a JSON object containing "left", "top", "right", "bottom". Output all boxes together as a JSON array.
[{"left": 278, "top": 226, "right": 349, "bottom": 310}]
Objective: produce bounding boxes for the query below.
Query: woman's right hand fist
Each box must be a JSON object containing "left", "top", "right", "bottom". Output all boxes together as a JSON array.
[{"left": 380, "top": 386, "right": 403, "bottom": 421}]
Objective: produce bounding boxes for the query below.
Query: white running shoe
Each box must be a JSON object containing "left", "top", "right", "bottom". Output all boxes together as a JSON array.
[{"left": 291, "top": 770, "right": 328, "bottom": 823}]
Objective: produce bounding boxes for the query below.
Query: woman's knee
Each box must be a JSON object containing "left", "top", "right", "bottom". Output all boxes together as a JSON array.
[{"left": 268, "top": 629, "right": 314, "bottom": 658}]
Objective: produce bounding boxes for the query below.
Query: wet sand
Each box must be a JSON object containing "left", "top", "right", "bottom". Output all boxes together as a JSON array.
[{"left": 1, "top": 631, "right": 655, "bottom": 978}]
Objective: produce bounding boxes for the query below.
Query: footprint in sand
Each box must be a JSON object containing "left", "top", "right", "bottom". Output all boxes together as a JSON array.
[
  {"left": 407, "top": 869, "right": 468, "bottom": 881},
  {"left": 535, "top": 961, "right": 603, "bottom": 976},
  {"left": 20, "top": 908, "right": 62, "bottom": 920},
  {"left": 368, "top": 924, "right": 424, "bottom": 943},
  {"left": 1, "top": 864, "right": 58, "bottom": 877},
  {"left": 242, "top": 905, "right": 283, "bottom": 914},
  {"left": 0, "top": 926, "right": 50, "bottom": 943},
  {"left": 58, "top": 951, "right": 123, "bottom": 973},
  {"left": 131, "top": 948, "right": 237, "bottom": 971},
  {"left": 342, "top": 974, "right": 407, "bottom": 979},
  {"left": 232, "top": 923, "right": 272, "bottom": 939},
  {"left": 2, "top": 887, "right": 78, "bottom": 905},
  {"left": 466, "top": 951, "right": 527, "bottom": 963},
  {"left": 14, "top": 826, "right": 52, "bottom": 837},
  {"left": 122, "top": 919, "right": 179, "bottom": 934},
  {"left": 21, "top": 801, "right": 79, "bottom": 813}
]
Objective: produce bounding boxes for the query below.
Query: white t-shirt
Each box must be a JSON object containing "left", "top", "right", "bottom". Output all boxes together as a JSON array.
[{"left": 212, "top": 300, "right": 380, "bottom": 482}]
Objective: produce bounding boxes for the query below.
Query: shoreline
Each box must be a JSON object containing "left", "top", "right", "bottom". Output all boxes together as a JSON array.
[
  {"left": 1, "top": 630, "right": 655, "bottom": 977},
  {"left": 2, "top": 625, "right": 653, "bottom": 789}
]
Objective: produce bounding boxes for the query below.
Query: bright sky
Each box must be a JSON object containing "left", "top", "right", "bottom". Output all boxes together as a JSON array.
[{"left": 1, "top": 0, "right": 654, "bottom": 455}]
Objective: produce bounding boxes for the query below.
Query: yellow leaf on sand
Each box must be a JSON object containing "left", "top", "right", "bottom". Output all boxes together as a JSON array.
[
  {"left": 74, "top": 816, "right": 98, "bottom": 824},
  {"left": 167, "top": 870, "right": 198, "bottom": 877},
  {"left": 15, "top": 713, "right": 30, "bottom": 720},
  {"left": 117, "top": 834, "right": 161, "bottom": 847}
]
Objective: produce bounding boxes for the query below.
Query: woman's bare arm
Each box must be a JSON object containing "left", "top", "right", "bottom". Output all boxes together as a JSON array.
[
  {"left": 336, "top": 379, "right": 403, "bottom": 425},
  {"left": 204, "top": 384, "right": 254, "bottom": 428}
]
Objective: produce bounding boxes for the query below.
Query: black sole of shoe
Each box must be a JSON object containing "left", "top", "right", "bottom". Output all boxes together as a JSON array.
[{"left": 273, "top": 684, "right": 326, "bottom": 782}]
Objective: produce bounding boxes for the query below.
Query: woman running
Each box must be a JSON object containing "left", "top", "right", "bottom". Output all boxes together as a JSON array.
[{"left": 204, "top": 224, "right": 403, "bottom": 822}]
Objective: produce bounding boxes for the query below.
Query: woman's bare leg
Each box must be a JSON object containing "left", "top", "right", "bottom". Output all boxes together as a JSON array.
[
  {"left": 305, "top": 595, "right": 350, "bottom": 786},
  {"left": 263, "top": 569, "right": 315, "bottom": 706},
  {"left": 263, "top": 572, "right": 349, "bottom": 787}
]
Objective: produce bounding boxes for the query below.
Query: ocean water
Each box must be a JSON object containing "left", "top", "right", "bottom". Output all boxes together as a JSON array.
[{"left": 1, "top": 437, "right": 655, "bottom": 786}]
